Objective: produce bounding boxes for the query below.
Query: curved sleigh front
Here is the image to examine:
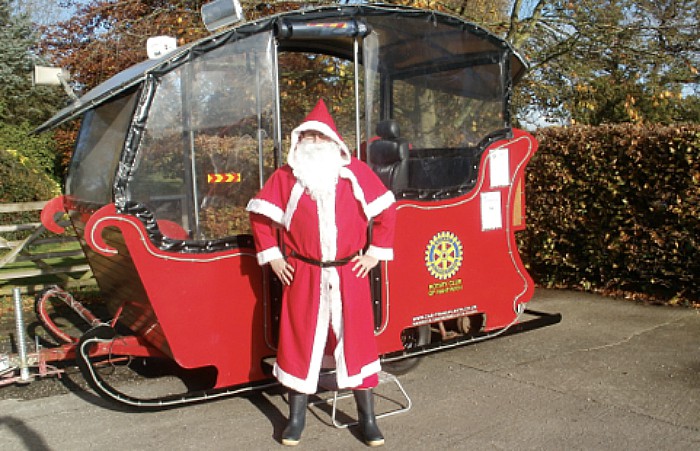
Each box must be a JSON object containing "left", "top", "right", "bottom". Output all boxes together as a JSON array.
[{"left": 84, "top": 203, "right": 270, "bottom": 388}]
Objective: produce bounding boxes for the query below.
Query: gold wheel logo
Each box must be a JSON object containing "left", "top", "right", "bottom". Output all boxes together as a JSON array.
[{"left": 425, "top": 231, "right": 464, "bottom": 280}]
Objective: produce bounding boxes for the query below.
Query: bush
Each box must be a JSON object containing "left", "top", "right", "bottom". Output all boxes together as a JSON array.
[
  {"left": 521, "top": 124, "right": 699, "bottom": 305},
  {"left": 0, "top": 123, "right": 61, "bottom": 182},
  {"left": 0, "top": 148, "right": 60, "bottom": 204},
  {"left": 0, "top": 147, "right": 60, "bottom": 245}
]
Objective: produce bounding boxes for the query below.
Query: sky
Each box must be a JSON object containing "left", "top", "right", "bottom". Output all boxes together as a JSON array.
[{"left": 14, "top": 0, "right": 84, "bottom": 25}]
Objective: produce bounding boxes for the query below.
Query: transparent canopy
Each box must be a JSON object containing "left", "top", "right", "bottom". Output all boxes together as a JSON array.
[{"left": 58, "top": 6, "right": 525, "bottom": 246}]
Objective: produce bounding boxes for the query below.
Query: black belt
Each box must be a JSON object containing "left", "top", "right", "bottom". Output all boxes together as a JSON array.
[{"left": 289, "top": 250, "right": 358, "bottom": 268}]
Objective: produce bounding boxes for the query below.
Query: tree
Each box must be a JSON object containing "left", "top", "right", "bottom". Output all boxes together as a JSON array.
[
  {"left": 0, "top": 0, "right": 65, "bottom": 125},
  {"left": 40, "top": 0, "right": 514, "bottom": 93},
  {"left": 510, "top": 0, "right": 700, "bottom": 126},
  {"left": 385, "top": 1, "right": 699, "bottom": 126},
  {"left": 12, "top": 0, "right": 79, "bottom": 25},
  {"left": 39, "top": 1, "right": 208, "bottom": 92},
  {"left": 39, "top": 0, "right": 699, "bottom": 127}
]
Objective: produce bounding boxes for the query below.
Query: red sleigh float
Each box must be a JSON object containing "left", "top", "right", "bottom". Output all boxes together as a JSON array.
[{"left": 4, "top": 4, "right": 560, "bottom": 407}]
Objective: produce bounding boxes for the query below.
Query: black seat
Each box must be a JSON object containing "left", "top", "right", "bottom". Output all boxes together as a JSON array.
[{"left": 368, "top": 120, "right": 409, "bottom": 192}]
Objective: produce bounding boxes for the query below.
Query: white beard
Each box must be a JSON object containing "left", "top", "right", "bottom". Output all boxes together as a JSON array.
[{"left": 292, "top": 141, "right": 345, "bottom": 201}]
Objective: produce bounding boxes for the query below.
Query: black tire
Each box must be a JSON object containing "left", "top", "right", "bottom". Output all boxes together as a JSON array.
[{"left": 382, "top": 325, "right": 431, "bottom": 375}]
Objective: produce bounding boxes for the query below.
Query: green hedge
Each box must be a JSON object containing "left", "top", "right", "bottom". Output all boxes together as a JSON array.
[
  {"left": 0, "top": 147, "right": 60, "bottom": 238},
  {"left": 0, "top": 149, "right": 59, "bottom": 204},
  {"left": 0, "top": 123, "right": 61, "bottom": 182},
  {"left": 520, "top": 124, "right": 699, "bottom": 305},
  {"left": 0, "top": 122, "right": 60, "bottom": 207}
]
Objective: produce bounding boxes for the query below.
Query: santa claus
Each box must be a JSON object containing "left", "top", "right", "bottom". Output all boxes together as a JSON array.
[{"left": 246, "top": 99, "right": 396, "bottom": 446}]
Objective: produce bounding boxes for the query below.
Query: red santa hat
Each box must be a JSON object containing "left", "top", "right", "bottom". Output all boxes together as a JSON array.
[{"left": 288, "top": 99, "right": 351, "bottom": 168}]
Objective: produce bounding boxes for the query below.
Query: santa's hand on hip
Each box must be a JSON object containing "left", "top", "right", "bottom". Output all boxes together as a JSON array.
[{"left": 351, "top": 254, "right": 379, "bottom": 278}]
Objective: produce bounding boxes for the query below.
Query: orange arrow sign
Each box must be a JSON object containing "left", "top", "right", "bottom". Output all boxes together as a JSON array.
[{"left": 207, "top": 172, "right": 242, "bottom": 183}]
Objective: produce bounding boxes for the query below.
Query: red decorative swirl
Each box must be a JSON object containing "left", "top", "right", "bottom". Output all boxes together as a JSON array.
[{"left": 40, "top": 195, "right": 68, "bottom": 234}]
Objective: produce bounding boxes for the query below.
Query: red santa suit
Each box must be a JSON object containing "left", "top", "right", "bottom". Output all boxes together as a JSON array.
[{"left": 247, "top": 100, "right": 396, "bottom": 394}]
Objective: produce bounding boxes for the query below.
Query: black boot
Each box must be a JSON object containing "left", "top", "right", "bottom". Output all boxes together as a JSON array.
[
  {"left": 353, "top": 389, "right": 385, "bottom": 447},
  {"left": 282, "top": 390, "right": 308, "bottom": 446}
]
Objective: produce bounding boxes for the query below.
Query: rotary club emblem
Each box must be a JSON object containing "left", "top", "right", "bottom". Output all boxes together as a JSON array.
[{"left": 424, "top": 231, "right": 464, "bottom": 280}]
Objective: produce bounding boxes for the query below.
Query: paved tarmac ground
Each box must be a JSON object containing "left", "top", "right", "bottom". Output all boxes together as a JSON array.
[{"left": 1, "top": 289, "right": 699, "bottom": 450}]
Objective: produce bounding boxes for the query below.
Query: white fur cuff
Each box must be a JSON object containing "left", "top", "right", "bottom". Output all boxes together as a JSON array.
[
  {"left": 246, "top": 198, "right": 284, "bottom": 224},
  {"left": 366, "top": 190, "right": 395, "bottom": 219},
  {"left": 366, "top": 245, "right": 394, "bottom": 261},
  {"left": 257, "top": 247, "right": 284, "bottom": 265}
]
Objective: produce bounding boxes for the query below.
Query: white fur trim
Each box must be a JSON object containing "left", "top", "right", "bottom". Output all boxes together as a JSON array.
[
  {"left": 330, "top": 266, "right": 381, "bottom": 390},
  {"left": 337, "top": 359, "right": 382, "bottom": 390},
  {"left": 257, "top": 247, "right": 284, "bottom": 265},
  {"left": 282, "top": 182, "right": 305, "bottom": 231},
  {"left": 289, "top": 121, "right": 351, "bottom": 169},
  {"left": 366, "top": 245, "right": 394, "bottom": 261},
  {"left": 246, "top": 198, "right": 284, "bottom": 224},
  {"left": 330, "top": 270, "right": 344, "bottom": 383},
  {"left": 273, "top": 363, "right": 318, "bottom": 395},
  {"left": 366, "top": 190, "right": 396, "bottom": 219},
  {"left": 316, "top": 185, "right": 338, "bottom": 261},
  {"left": 274, "top": 267, "right": 337, "bottom": 394},
  {"left": 339, "top": 169, "right": 395, "bottom": 220},
  {"left": 339, "top": 168, "right": 370, "bottom": 218},
  {"left": 273, "top": 265, "right": 375, "bottom": 393}
]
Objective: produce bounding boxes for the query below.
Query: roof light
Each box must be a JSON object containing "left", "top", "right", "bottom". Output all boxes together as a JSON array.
[
  {"left": 32, "top": 66, "right": 79, "bottom": 102},
  {"left": 201, "top": 0, "right": 244, "bottom": 32},
  {"left": 147, "top": 36, "right": 178, "bottom": 60}
]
